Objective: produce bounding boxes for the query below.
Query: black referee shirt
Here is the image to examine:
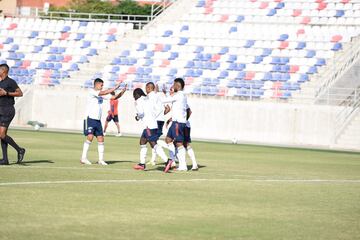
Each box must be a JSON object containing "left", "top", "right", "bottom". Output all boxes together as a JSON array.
[{"left": 0, "top": 76, "right": 19, "bottom": 106}]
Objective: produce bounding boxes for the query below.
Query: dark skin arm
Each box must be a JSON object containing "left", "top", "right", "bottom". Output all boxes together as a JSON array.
[
  {"left": 164, "top": 105, "right": 171, "bottom": 115},
  {"left": 0, "top": 87, "right": 23, "bottom": 97},
  {"left": 186, "top": 108, "right": 192, "bottom": 120},
  {"left": 166, "top": 117, "right": 172, "bottom": 128}
]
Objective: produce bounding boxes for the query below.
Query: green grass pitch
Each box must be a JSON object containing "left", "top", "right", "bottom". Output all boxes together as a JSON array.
[{"left": 0, "top": 130, "right": 360, "bottom": 240}]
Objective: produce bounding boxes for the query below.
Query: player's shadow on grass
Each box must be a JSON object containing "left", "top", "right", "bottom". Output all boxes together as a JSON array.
[
  {"left": 18, "top": 160, "right": 54, "bottom": 165},
  {"left": 106, "top": 160, "right": 134, "bottom": 165},
  {"left": 150, "top": 164, "right": 206, "bottom": 172}
]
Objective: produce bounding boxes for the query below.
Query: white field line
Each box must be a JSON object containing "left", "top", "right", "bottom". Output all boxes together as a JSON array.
[
  {"left": 0, "top": 178, "right": 360, "bottom": 187},
  {"left": 3, "top": 165, "right": 271, "bottom": 178}
]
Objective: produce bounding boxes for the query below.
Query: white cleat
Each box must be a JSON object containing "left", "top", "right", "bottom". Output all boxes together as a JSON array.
[
  {"left": 191, "top": 166, "right": 199, "bottom": 171},
  {"left": 103, "top": 132, "right": 107, "bottom": 136},
  {"left": 97, "top": 160, "right": 108, "bottom": 166},
  {"left": 171, "top": 161, "right": 177, "bottom": 168},
  {"left": 115, "top": 133, "right": 122, "bottom": 137},
  {"left": 80, "top": 159, "right": 92, "bottom": 165},
  {"left": 176, "top": 168, "right": 188, "bottom": 172}
]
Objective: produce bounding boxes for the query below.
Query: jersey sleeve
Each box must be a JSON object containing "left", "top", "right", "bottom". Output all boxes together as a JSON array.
[
  {"left": 135, "top": 98, "right": 145, "bottom": 119},
  {"left": 9, "top": 79, "right": 19, "bottom": 91}
]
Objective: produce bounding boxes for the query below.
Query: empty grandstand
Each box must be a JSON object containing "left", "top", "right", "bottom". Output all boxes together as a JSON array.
[{"left": 0, "top": 0, "right": 359, "bottom": 150}]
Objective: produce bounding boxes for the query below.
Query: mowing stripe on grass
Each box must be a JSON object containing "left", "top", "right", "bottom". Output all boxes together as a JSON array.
[{"left": 1, "top": 179, "right": 360, "bottom": 186}]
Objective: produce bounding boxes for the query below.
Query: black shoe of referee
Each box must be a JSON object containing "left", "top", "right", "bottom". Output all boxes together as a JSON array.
[
  {"left": 17, "top": 148, "right": 26, "bottom": 163},
  {"left": 0, "top": 159, "right": 9, "bottom": 165}
]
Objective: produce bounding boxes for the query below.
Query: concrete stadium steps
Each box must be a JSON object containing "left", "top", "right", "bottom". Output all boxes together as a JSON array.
[
  {"left": 144, "top": 0, "right": 195, "bottom": 31},
  {"left": 336, "top": 111, "right": 360, "bottom": 149}
]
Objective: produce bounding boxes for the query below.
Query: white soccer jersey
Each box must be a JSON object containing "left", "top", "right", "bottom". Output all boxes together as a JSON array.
[
  {"left": 135, "top": 96, "right": 158, "bottom": 129},
  {"left": 162, "top": 91, "right": 187, "bottom": 123},
  {"left": 155, "top": 92, "right": 166, "bottom": 122},
  {"left": 147, "top": 91, "right": 164, "bottom": 122},
  {"left": 86, "top": 89, "right": 106, "bottom": 120}
]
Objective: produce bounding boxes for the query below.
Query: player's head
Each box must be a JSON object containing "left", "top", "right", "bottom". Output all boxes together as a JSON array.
[
  {"left": 0, "top": 64, "right": 9, "bottom": 80},
  {"left": 145, "top": 82, "right": 155, "bottom": 94},
  {"left": 133, "top": 88, "right": 146, "bottom": 100},
  {"left": 110, "top": 91, "right": 115, "bottom": 96},
  {"left": 93, "top": 78, "right": 104, "bottom": 90},
  {"left": 173, "top": 78, "right": 185, "bottom": 92}
]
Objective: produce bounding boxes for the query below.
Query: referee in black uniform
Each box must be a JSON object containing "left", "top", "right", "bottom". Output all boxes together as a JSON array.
[{"left": 0, "top": 64, "right": 25, "bottom": 165}]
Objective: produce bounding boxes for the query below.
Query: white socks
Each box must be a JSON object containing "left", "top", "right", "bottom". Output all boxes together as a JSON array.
[
  {"left": 140, "top": 145, "right": 147, "bottom": 165},
  {"left": 186, "top": 146, "right": 198, "bottom": 168},
  {"left": 81, "top": 140, "right": 91, "bottom": 160},
  {"left": 98, "top": 142, "right": 104, "bottom": 162},
  {"left": 154, "top": 144, "right": 168, "bottom": 163},
  {"left": 168, "top": 143, "right": 176, "bottom": 160},
  {"left": 151, "top": 148, "right": 157, "bottom": 163},
  {"left": 177, "top": 146, "right": 187, "bottom": 170},
  {"left": 157, "top": 140, "right": 168, "bottom": 149}
]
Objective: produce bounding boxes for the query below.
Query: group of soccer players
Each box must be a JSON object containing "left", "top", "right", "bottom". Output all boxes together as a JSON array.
[{"left": 80, "top": 77, "right": 198, "bottom": 172}]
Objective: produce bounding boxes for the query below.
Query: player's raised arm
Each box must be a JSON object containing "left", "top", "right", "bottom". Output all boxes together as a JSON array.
[
  {"left": 99, "top": 83, "right": 121, "bottom": 96},
  {"left": 112, "top": 84, "right": 127, "bottom": 100}
]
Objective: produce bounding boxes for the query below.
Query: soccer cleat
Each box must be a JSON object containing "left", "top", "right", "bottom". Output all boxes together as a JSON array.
[
  {"left": 0, "top": 159, "right": 9, "bottom": 165},
  {"left": 17, "top": 148, "right": 26, "bottom": 163},
  {"left": 103, "top": 132, "right": 107, "bottom": 136},
  {"left": 115, "top": 133, "right": 122, "bottom": 137},
  {"left": 176, "top": 168, "right": 188, "bottom": 172},
  {"left": 171, "top": 161, "right": 177, "bottom": 169},
  {"left": 191, "top": 166, "right": 199, "bottom": 171},
  {"left": 133, "top": 164, "right": 145, "bottom": 170},
  {"left": 80, "top": 158, "right": 92, "bottom": 165},
  {"left": 97, "top": 160, "right": 108, "bottom": 166},
  {"left": 164, "top": 159, "right": 174, "bottom": 173}
]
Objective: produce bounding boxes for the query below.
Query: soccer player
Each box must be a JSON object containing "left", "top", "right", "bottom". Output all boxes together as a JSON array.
[
  {"left": 166, "top": 106, "right": 198, "bottom": 171},
  {"left": 144, "top": 82, "right": 168, "bottom": 166},
  {"left": 103, "top": 88, "right": 126, "bottom": 137},
  {"left": 162, "top": 78, "right": 189, "bottom": 172},
  {"left": 0, "top": 64, "right": 25, "bottom": 165},
  {"left": 132, "top": 88, "right": 170, "bottom": 171},
  {"left": 80, "top": 78, "right": 125, "bottom": 165}
]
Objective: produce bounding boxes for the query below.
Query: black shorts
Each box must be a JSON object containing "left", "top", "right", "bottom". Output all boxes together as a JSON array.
[
  {"left": 106, "top": 114, "right": 119, "bottom": 123},
  {"left": 0, "top": 106, "right": 15, "bottom": 128}
]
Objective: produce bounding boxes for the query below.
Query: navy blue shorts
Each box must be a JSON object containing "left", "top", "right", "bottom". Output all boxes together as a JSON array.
[
  {"left": 184, "top": 126, "right": 191, "bottom": 143},
  {"left": 84, "top": 117, "right": 103, "bottom": 137},
  {"left": 157, "top": 121, "right": 165, "bottom": 138},
  {"left": 141, "top": 128, "right": 159, "bottom": 142},
  {"left": 106, "top": 114, "right": 119, "bottom": 123},
  {"left": 166, "top": 121, "right": 186, "bottom": 143}
]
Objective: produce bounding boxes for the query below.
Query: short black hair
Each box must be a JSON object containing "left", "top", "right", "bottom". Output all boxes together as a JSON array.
[
  {"left": 94, "top": 78, "right": 104, "bottom": 85},
  {"left": 0, "top": 64, "right": 9, "bottom": 73},
  {"left": 146, "top": 82, "right": 155, "bottom": 89},
  {"left": 133, "top": 88, "right": 146, "bottom": 99},
  {"left": 110, "top": 91, "right": 115, "bottom": 96},
  {"left": 174, "top": 78, "right": 185, "bottom": 89}
]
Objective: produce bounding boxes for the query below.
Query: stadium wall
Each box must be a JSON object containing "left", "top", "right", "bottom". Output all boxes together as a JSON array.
[{"left": 14, "top": 86, "right": 341, "bottom": 149}]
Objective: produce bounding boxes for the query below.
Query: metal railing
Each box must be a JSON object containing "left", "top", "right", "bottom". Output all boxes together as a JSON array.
[
  {"left": 314, "top": 36, "right": 360, "bottom": 100},
  {"left": 334, "top": 86, "right": 360, "bottom": 142},
  {"left": 36, "top": 10, "right": 153, "bottom": 29},
  {"left": 151, "top": 0, "right": 174, "bottom": 20}
]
